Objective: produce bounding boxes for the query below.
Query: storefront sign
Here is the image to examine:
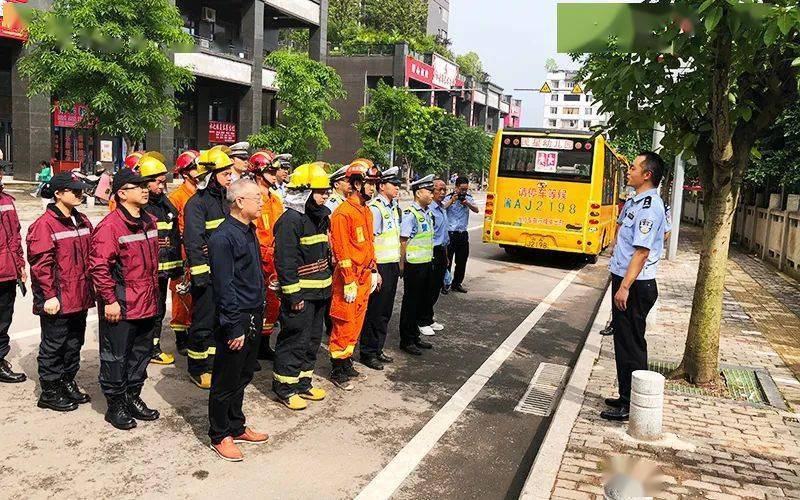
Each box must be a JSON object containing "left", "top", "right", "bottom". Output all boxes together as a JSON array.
[
  {"left": 100, "top": 140, "right": 113, "bottom": 162},
  {"left": 0, "top": 0, "right": 28, "bottom": 41},
  {"left": 432, "top": 54, "right": 459, "bottom": 89},
  {"left": 209, "top": 121, "right": 237, "bottom": 144},
  {"left": 53, "top": 103, "right": 91, "bottom": 128},
  {"left": 405, "top": 56, "right": 434, "bottom": 86}
]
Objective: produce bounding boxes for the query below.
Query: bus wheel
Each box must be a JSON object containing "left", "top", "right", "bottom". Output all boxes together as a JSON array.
[{"left": 585, "top": 253, "right": 598, "bottom": 264}]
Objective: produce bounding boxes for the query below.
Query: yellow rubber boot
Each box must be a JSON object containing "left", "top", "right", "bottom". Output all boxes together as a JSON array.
[
  {"left": 150, "top": 352, "right": 175, "bottom": 365},
  {"left": 280, "top": 395, "right": 308, "bottom": 410},
  {"left": 299, "top": 387, "right": 326, "bottom": 401},
  {"left": 190, "top": 372, "right": 212, "bottom": 389}
]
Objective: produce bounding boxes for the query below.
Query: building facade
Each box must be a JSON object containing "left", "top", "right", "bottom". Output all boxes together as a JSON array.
[
  {"left": 426, "top": 0, "right": 449, "bottom": 40},
  {"left": 5, "top": 0, "right": 327, "bottom": 180},
  {"left": 541, "top": 69, "right": 608, "bottom": 131}
]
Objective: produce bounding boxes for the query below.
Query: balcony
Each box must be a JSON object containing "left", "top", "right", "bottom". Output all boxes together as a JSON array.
[
  {"left": 190, "top": 34, "right": 251, "bottom": 61},
  {"left": 263, "top": 0, "right": 321, "bottom": 26}
]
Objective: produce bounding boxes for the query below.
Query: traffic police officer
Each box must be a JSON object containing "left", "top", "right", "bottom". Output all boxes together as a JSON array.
[
  {"left": 399, "top": 174, "right": 435, "bottom": 356},
  {"left": 602, "top": 151, "right": 666, "bottom": 421},
  {"left": 420, "top": 178, "right": 449, "bottom": 334},
  {"left": 325, "top": 164, "right": 351, "bottom": 213},
  {"left": 360, "top": 167, "right": 403, "bottom": 370}
]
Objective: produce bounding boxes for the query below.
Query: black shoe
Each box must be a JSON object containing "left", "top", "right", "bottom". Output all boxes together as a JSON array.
[
  {"left": 343, "top": 358, "right": 361, "bottom": 378},
  {"left": 377, "top": 352, "right": 394, "bottom": 363},
  {"left": 0, "top": 359, "right": 26, "bottom": 383},
  {"left": 451, "top": 284, "right": 468, "bottom": 293},
  {"left": 126, "top": 392, "right": 160, "bottom": 421},
  {"left": 600, "top": 405, "right": 630, "bottom": 421},
  {"left": 600, "top": 326, "right": 614, "bottom": 336},
  {"left": 330, "top": 364, "right": 354, "bottom": 390},
  {"left": 400, "top": 344, "right": 423, "bottom": 356},
  {"left": 105, "top": 396, "right": 137, "bottom": 430},
  {"left": 61, "top": 377, "right": 91, "bottom": 404},
  {"left": 257, "top": 336, "right": 275, "bottom": 361},
  {"left": 360, "top": 356, "right": 384, "bottom": 371},
  {"left": 604, "top": 397, "right": 626, "bottom": 408},
  {"left": 441, "top": 287, "right": 449, "bottom": 296},
  {"left": 37, "top": 380, "right": 78, "bottom": 412},
  {"left": 415, "top": 340, "right": 433, "bottom": 349}
]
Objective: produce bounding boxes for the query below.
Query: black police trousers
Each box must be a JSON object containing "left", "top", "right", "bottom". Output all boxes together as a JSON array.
[
  {"left": 38, "top": 310, "right": 87, "bottom": 383},
  {"left": 610, "top": 274, "right": 658, "bottom": 403},
  {"left": 98, "top": 316, "right": 156, "bottom": 397},
  {"left": 399, "top": 261, "right": 432, "bottom": 347},
  {"left": 208, "top": 308, "right": 261, "bottom": 445},
  {"left": 0, "top": 280, "right": 15, "bottom": 360},
  {"left": 151, "top": 277, "right": 169, "bottom": 354},
  {"left": 273, "top": 298, "right": 327, "bottom": 399},
  {"left": 361, "top": 263, "right": 400, "bottom": 359},
  {"left": 188, "top": 284, "right": 215, "bottom": 375},
  {"left": 420, "top": 246, "right": 447, "bottom": 327},
  {"left": 447, "top": 231, "right": 469, "bottom": 287}
]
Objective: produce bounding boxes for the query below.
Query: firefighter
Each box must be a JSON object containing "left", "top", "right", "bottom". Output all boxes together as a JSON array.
[
  {"left": 167, "top": 150, "right": 201, "bottom": 354},
  {"left": 328, "top": 161, "right": 382, "bottom": 389},
  {"left": 324, "top": 165, "right": 350, "bottom": 213},
  {"left": 139, "top": 154, "right": 184, "bottom": 365},
  {"left": 183, "top": 147, "right": 233, "bottom": 389},
  {"left": 247, "top": 151, "right": 285, "bottom": 361},
  {"left": 27, "top": 172, "right": 95, "bottom": 411},
  {"left": 89, "top": 169, "right": 160, "bottom": 430},
  {"left": 272, "top": 162, "right": 332, "bottom": 409},
  {"left": 360, "top": 167, "right": 403, "bottom": 370},
  {"left": 0, "top": 162, "right": 26, "bottom": 384},
  {"left": 399, "top": 175, "right": 436, "bottom": 356}
]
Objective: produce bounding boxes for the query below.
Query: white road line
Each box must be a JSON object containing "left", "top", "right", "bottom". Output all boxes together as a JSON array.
[{"left": 355, "top": 268, "right": 582, "bottom": 500}]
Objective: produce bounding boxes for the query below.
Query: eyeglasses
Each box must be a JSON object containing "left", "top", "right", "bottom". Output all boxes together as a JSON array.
[
  {"left": 121, "top": 185, "right": 148, "bottom": 191},
  {"left": 237, "top": 195, "right": 262, "bottom": 202}
]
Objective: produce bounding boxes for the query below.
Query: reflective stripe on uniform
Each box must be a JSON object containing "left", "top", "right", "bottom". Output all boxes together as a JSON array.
[
  {"left": 369, "top": 200, "right": 401, "bottom": 263},
  {"left": 158, "top": 260, "right": 183, "bottom": 271},
  {"left": 157, "top": 221, "right": 174, "bottom": 230},
  {"left": 187, "top": 350, "right": 207, "bottom": 360},
  {"left": 153, "top": 337, "right": 160, "bottom": 345},
  {"left": 51, "top": 228, "right": 91, "bottom": 241},
  {"left": 190, "top": 264, "right": 210, "bottom": 275},
  {"left": 273, "top": 372, "right": 300, "bottom": 384},
  {"left": 338, "top": 259, "right": 352, "bottom": 268},
  {"left": 170, "top": 323, "right": 188, "bottom": 332},
  {"left": 281, "top": 277, "right": 331, "bottom": 293},
  {"left": 207, "top": 346, "right": 216, "bottom": 356},
  {"left": 299, "top": 234, "right": 328, "bottom": 245},
  {"left": 282, "top": 282, "right": 301, "bottom": 294},
  {"left": 406, "top": 206, "right": 433, "bottom": 264},
  {"left": 0, "top": 204, "right": 14, "bottom": 212},
  {"left": 118, "top": 229, "right": 158, "bottom": 244},
  {"left": 330, "top": 344, "right": 355, "bottom": 359},
  {"left": 205, "top": 218, "right": 224, "bottom": 230},
  {"left": 299, "top": 369, "right": 314, "bottom": 379}
]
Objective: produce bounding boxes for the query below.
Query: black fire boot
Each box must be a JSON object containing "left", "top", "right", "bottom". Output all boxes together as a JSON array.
[
  {"left": 105, "top": 395, "right": 137, "bottom": 430},
  {"left": 126, "top": 390, "right": 160, "bottom": 421},
  {"left": 61, "top": 376, "right": 91, "bottom": 404},
  {"left": 37, "top": 379, "right": 78, "bottom": 412}
]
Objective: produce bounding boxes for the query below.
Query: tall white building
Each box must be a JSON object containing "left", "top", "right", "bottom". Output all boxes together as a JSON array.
[{"left": 541, "top": 69, "right": 609, "bottom": 130}]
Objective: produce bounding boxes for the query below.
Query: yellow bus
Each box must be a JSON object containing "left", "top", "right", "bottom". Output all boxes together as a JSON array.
[{"left": 482, "top": 128, "right": 625, "bottom": 262}]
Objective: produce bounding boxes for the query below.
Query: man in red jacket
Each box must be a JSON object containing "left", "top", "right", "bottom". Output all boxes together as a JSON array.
[
  {"left": 0, "top": 164, "right": 26, "bottom": 383},
  {"left": 27, "top": 172, "right": 95, "bottom": 412},
  {"left": 89, "top": 169, "right": 161, "bottom": 430}
]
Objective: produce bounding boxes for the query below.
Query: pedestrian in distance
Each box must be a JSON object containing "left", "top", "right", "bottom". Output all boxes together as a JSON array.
[
  {"left": 398, "top": 175, "right": 436, "bottom": 356},
  {"left": 602, "top": 151, "right": 667, "bottom": 422},
  {"left": 274, "top": 157, "right": 291, "bottom": 199},
  {"left": 27, "top": 172, "right": 95, "bottom": 411},
  {"left": 272, "top": 163, "right": 332, "bottom": 409},
  {"left": 443, "top": 176, "right": 479, "bottom": 293},
  {"left": 207, "top": 178, "right": 269, "bottom": 461},
  {"left": 359, "top": 166, "right": 403, "bottom": 370},
  {"left": 419, "top": 179, "right": 449, "bottom": 334},
  {"left": 0, "top": 161, "right": 27, "bottom": 384},
  {"left": 89, "top": 169, "right": 161, "bottom": 430}
]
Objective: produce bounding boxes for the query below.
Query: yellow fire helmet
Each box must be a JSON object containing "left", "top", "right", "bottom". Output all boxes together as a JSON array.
[
  {"left": 137, "top": 151, "right": 168, "bottom": 179},
  {"left": 287, "top": 162, "right": 331, "bottom": 190},
  {"left": 197, "top": 147, "right": 234, "bottom": 176}
]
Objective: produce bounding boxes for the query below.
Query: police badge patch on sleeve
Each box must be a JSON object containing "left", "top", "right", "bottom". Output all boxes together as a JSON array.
[{"left": 639, "top": 219, "right": 653, "bottom": 234}]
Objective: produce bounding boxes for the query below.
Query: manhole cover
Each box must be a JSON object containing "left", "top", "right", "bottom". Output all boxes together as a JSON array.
[{"left": 515, "top": 363, "right": 570, "bottom": 416}]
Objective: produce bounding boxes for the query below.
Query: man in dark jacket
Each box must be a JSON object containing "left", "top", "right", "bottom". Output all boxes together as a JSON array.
[
  {"left": 183, "top": 147, "right": 233, "bottom": 388},
  {"left": 139, "top": 154, "right": 183, "bottom": 366},
  {"left": 207, "top": 178, "right": 268, "bottom": 462},
  {"left": 0, "top": 164, "right": 26, "bottom": 383},
  {"left": 89, "top": 169, "right": 161, "bottom": 430},
  {"left": 27, "top": 172, "right": 94, "bottom": 411},
  {"left": 272, "top": 163, "right": 332, "bottom": 409}
]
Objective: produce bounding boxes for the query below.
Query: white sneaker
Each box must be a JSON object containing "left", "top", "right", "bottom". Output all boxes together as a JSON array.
[
  {"left": 418, "top": 325, "right": 435, "bottom": 336},
  {"left": 430, "top": 322, "right": 444, "bottom": 331}
]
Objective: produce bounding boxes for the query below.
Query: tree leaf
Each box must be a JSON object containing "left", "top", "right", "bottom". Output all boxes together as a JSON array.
[
  {"left": 750, "top": 147, "right": 761, "bottom": 159},
  {"left": 705, "top": 7, "right": 723, "bottom": 32},
  {"left": 698, "top": 0, "right": 716, "bottom": 14},
  {"left": 741, "top": 107, "right": 752, "bottom": 122},
  {"left": 764, "top": 22, "right": 779, "bottom": 46},
  {"left": 792, "top": 57, "right": 800, "bottom": 67},
  {"left": 778, "top": 15, "right": 794, "bottom": 36}
]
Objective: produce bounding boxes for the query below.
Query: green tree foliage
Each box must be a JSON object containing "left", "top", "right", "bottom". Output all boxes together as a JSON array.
[
  {"left": 545, "top": 57, "right": 559, "bottom": 72},
  {"left": 278, "top": 28, "right": 309, "bottom": 54},
  {"left": 572, "top": 1, "right": 800, "bottom": 384},
  {"left": 456, "top": 52, "right": 485, "bottom": 80},
  {"left": 453, "top": 124, "right": 493, "bottom": 178},
  {"left": 747, "top": 99, "right": 800, "bottom": 192},
  {"left": 249, "top": 50, "right": 346, "bottom": 164},
  {"left": 362, "top": 0, "right": 427, "bottom": 39},
  {"left": 18, "top": 0, "right": 194, "bottom": 145},
  {"left": 328, "top": 0, "right": 361, "bottom": 47}
]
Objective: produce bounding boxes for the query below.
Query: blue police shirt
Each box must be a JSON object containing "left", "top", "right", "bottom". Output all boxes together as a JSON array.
[
  {"left": 369, "top": 194, "right": 400, "bottom": 236},
  {"left": 429, "top": 200, "right": 450, "bottom": 246},
  {"left": 444, "top": 193, "right": 476, "bottom": 232},
  {"left": 400, "top": 202, "right": 432, "bottom": 239},
  {"left": 609, "top": 188, "right": 666, "bottom": 281}
]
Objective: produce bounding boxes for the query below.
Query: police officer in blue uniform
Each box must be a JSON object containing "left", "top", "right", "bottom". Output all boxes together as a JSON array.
[{"left": 602, "top": 151, "right": 667, "bottom": 421}]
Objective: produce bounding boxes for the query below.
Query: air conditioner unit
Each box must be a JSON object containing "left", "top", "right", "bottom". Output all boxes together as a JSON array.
[{"left": 202, "top": 7, "right": 216, "bottom": 23}]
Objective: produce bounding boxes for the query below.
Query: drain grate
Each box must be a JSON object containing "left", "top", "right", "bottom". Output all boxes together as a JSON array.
[
  {"left": 648, "top": 361, "right": 769, "bottom": 405},
  {"left": 515, "top": 363, "right": 570, "bottom": 416}
]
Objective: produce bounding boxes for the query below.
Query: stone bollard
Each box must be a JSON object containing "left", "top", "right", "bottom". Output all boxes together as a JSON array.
[{"left": 628, "top": 370, "right": 665, "bottom": 440}]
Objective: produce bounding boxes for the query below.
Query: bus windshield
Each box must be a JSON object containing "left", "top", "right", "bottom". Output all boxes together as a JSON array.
[{"left": 498, "top": 136, "right": 593, "bottom": 183}]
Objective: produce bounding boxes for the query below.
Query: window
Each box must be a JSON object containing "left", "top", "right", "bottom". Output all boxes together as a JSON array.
[
  {"left": 551, "top": 94, "right": 559, "bottom": 101},
  {"left": 564, "top": 94, "right": 580, "bottom": 102},
  {"left": 563, "top": 107, "right": 579, "bottom": 115},
  {"left": 565, "top": 80, "right": 574, "bottom": 88},
  {"left": 584, "top": 108, "right": 592, "bottom": 115},
  {"left": 602, "top": 147, "right": 620, "bottom": 205},
  {"left": 441, "top": 8, "right": 448, "bottom": 21},
  {"left": 583, "top": 120, "right": 591, "bottom": 128},
  {"left": 566, "top": 119, "right": 577, "bottom": 128},
  {"left": 586, "top": 95, "right": 594, "bottom": 103},
  {"left": 548, "top": 119, "right": 557, "bottom": 127},
  {"left": 498, "top": 138, "right": 593, "bottom": 183},
  {"left": 550, "top": 107, "right": 558, "bottom": 114}
]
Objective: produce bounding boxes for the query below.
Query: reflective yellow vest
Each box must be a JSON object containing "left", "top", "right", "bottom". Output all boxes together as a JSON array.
[
  {"left": 369, "top": 198, "right": 400, "bottom": 263},
  {"left": 405, "top": 205, "right": 433, "bottom": 264}
]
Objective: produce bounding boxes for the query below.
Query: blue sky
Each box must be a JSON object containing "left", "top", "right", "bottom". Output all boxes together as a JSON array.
[{"left": 448, "top": 0, "right": 577, "bottom": 127}]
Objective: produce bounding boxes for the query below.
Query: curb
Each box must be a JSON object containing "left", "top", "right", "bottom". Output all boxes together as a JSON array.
[{"left": 519, "top": 282, "right": 613, "bottom": 499}]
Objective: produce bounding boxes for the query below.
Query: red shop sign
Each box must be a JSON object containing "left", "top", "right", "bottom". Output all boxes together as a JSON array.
[
  {"left": 0, "top": 0, "right": 29, "bottom": 42},
  {"left": 405, "top": 56, "right": 434, "bottom": 86},
  {"left": 53, "top": 102, "right": 92, "bottom": 128},
  {"left": 209, "top": 121, "right": 237, "bottom": 144}
]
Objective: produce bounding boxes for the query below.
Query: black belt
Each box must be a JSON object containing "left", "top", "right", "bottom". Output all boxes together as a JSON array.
[{"left": 449, "top": 230, "right": 468, "bottom": 234}]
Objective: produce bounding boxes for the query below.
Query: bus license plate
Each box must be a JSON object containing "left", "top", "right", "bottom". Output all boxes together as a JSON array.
[{"left": 525, "top": 236, "right": 550, "bottom": 249}]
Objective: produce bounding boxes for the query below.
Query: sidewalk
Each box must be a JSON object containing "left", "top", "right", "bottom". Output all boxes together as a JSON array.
[{"left": 544, "top": 225, "right": 800, "bottom": 499}]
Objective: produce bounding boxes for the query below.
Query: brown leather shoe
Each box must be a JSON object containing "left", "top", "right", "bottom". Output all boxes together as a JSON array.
[
  {"left": 232, "top": 427, "right": 269, "bottom": 444},
  {"left": 210, "top": 437, "right": 244, "bottom": 461}
]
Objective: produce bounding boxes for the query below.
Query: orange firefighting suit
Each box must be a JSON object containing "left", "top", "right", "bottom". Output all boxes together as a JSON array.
[
  {"left": 255, "top": 186, "right": 284, "bottom": 334},
  {"left": 328, "top": 194, "right": 376, "bottom": 360},
  {"left": 167, "top": 181, "right": 197, "bottom": 335}
]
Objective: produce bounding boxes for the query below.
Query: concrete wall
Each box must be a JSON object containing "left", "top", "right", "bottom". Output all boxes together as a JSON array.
[{"left": 682, "top": 192, "right": 800, "bottom": 281}]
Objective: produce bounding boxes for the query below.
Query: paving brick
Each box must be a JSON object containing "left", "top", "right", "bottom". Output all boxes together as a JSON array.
[
  {"left": 682, "top": 479, "right": 723, "bottom": 492},
  {"left": 552, "top": 487, "right": 592, "bottom": 500},
  {"left": 701, "top": 475, "right": 742, "bottom": 488}
]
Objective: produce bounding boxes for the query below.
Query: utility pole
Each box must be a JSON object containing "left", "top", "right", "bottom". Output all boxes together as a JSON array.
[{"left": 667, "top": 152, "right": 685, "bottom": 260}]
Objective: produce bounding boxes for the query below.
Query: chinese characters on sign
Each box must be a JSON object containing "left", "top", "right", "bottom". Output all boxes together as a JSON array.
[
  {"left": 405, "top": 56, "right": 434, "bottom": 86},
  {"left": 520, "top": 137, "right": 574, "bottom": 150},
  {"left": 53, "top": 103, "right": 90, "bottom": 128},
  {"left": 432, "top": 54, "right": 459, "bottom": 89},
  {"left": 208, "top": 121, "right": 237, "bottom": 144}
]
